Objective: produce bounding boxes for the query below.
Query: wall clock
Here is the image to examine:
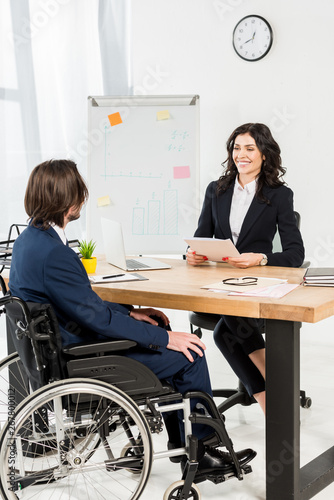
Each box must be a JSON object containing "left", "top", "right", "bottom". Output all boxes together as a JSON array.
[{"left": 232, "top": 15, "right": 273, "bottom": 61}]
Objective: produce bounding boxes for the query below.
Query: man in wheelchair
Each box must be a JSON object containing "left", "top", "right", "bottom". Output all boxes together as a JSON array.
[{"left": 4, "top": 159, "right": 256, "bottom": 499}]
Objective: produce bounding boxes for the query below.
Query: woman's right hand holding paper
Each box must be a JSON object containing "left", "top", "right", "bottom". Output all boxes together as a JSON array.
[{"left": 186, "top": 247, "right": 208, "bottom": 266}]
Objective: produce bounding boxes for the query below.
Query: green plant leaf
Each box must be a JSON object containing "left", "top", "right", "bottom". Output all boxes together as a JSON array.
[{"left": 78, "top": 239, "right": 97, "bottom": 259}]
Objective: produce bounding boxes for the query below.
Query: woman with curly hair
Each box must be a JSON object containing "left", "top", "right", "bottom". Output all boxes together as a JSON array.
[{"left": 186, "top": 123, "right": 304, "bottom": 414}]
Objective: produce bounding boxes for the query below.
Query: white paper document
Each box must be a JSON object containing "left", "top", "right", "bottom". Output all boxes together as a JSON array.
[
  {"left": 89, "top": 273, "right": 148, "bottom": 284},
  {"left": 184, "top": 237, "right": 240, "bottom": 261},
  {"left": 228, "top": 283, "right": 299, "bottom": 298},
  {"left": 201, "top": 276, "right": 299, "bottom": 298}
]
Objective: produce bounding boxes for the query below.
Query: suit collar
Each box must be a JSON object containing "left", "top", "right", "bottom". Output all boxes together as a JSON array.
[
  {"left": 29, "top": 222, "right": 64, "bottom": 245},
  {"left": 51, "top": 224, "right": 67, "bottom": 245},
  {"left": 216, "top": 184, "right": 234, "bottom": 240},
  {"left": 45, "top": 225, "right": 65, "bottom": 244}
]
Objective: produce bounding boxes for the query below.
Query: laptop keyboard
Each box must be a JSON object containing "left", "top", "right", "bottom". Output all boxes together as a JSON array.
[{"left": 126, "top": 259, "right": 150, "bottom": 269}]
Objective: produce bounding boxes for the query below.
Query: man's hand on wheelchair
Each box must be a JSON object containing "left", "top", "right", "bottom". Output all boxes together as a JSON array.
[
  {"left": 167, "top": 331, "right": 206, "bottom": 362},
  {"left": 129, "top": 307, "right": 169, "bottom": 326}
]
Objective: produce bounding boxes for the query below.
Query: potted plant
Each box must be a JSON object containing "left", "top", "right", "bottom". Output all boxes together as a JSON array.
[{"left": 78, "top": 239, "right": 97, "bottom": 274}]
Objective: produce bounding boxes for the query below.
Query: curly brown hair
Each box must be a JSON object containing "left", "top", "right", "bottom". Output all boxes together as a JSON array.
[
  {"left": 25, "top": 159, "right": 89, "bottom": 229},
  {"left": 217, "top": 123, "right": 286, "bottom": 204}
]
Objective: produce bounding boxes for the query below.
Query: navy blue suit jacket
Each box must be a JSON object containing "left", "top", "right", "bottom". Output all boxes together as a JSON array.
[
  {"left": 194, "top": 181, "right": 305, "bottom": 267},
  {"left": 9, "top": 224, "right": 169, "bottom": 349}
]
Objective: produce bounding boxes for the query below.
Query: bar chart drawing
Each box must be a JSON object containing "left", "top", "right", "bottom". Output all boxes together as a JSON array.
[
  {"left": 164, "top": 190, "right": 178, "bottom": 235},
  {"left": 147, "top": 200, "right": 160, "bottom": 235},
  {"left": 132, "top": 207, "right": 145, "bottom": 235},
  {"left": 131, "top": 189, "right": 178, "bottom": 236}
]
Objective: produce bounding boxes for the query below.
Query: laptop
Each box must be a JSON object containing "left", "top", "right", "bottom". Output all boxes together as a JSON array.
[{"left": 101, "top": 218, "right": 171, "bottom": 271}]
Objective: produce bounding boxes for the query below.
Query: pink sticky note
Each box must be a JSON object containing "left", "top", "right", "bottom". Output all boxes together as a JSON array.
[{"left": 173, "top": 166, "right": 190, "bottom": 179}]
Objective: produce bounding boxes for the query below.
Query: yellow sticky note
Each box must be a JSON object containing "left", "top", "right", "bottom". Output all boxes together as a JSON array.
[
  {"left": 157, "top": 110, "right": 170, "bottom": 121},
  {"left": 97, "top": 195, "right": 110, "bottom": 207},
  {"left": 108, "top": 112, "right": 122, "bottom": 127}
]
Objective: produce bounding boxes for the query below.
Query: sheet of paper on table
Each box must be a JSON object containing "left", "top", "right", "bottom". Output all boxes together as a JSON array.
[
  {"left": 89, "top": 273, "right": 148, "bottom": 284},
  {"left": 228, "top": 283, "right": 299, "bottom": 298}
]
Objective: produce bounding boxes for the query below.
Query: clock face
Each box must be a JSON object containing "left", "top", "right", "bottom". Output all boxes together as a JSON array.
[{"left": 233, "top": 15, "right": 273, "bottom": 61}]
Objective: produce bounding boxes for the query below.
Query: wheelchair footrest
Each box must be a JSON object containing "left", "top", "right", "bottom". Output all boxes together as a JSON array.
[{"left": 195, "top": 463, "right": 253, "bottom": 485}]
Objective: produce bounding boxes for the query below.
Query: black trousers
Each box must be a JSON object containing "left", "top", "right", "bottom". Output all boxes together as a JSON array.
[{"left": 213, "top": 315, "right": 266, "bottom": 396}]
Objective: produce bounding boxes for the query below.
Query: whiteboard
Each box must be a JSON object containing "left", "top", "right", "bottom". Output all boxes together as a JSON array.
[{"left": 86, "top": 95, "right": 200, "bottom": 255}]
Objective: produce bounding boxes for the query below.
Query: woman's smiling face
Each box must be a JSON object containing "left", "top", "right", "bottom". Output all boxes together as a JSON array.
[{"left": 233, "top": 133, "right": 265, "bottom": 185}]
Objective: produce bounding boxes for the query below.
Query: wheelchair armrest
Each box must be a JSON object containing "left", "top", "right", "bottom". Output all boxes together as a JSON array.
[{"left": 62, "top": 339, "right": 137, "bottom": 357}]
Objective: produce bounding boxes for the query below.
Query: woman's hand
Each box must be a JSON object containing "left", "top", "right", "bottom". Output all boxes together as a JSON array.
[
  {"left": 186, "top": 247, "right": 208, "bottom": 266},
  {"left": 129, "top": 307, "right": 169, "bottom": 326},
  {"left": 224, "top": 253, "right": 263, "bottom": 268}
]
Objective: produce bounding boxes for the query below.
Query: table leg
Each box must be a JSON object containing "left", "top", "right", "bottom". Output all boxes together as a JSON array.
[{"left": 265, "top": 319, "right": 301, "bottom": 500}]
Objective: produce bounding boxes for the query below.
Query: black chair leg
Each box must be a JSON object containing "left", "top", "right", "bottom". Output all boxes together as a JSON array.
[
  {"left": 215, "top": 382, "right": 312, "bottom": 413},
  {"left": 214, "top": 379, "right": 257, "bottom": 413}
]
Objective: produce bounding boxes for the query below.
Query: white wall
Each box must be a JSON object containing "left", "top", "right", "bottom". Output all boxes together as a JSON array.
[{"left": 132, "top": 0, "right": 334, "bottom": 344}]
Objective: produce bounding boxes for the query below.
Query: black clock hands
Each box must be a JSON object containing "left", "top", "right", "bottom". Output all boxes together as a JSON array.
[{"left": 244, "top": 31, "right": 256, "bottom": 44}]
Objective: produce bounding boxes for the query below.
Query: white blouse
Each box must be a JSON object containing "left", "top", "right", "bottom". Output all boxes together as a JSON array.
[{"left": 229, "top": 177, "right": 257, "bottom": 245}]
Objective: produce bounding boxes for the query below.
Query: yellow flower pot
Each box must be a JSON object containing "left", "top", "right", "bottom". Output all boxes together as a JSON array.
[{"left": 81, "top": 257, "right": 97, "bottom": 274}]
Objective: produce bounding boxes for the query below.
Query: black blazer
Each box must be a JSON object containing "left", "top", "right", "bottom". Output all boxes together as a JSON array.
[{"left": 194, "top": 181, "right": 305, "bottom": 267}]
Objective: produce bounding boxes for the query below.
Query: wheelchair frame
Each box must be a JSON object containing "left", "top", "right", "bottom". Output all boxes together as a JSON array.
[{"left": 0, "top": 275, "right": 252, "bottom": 499}]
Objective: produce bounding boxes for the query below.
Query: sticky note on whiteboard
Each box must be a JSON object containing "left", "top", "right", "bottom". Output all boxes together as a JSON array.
[
  {"left": 97, "top": 195, "right": 111, "bottom": 207},
  {"left": 157, "top": 110, "right": 170, "bottom": 121},
  {"left": 173, "top": 166, "right": 190, "bottom": 179},
  {"left": 108, "top": 112, "right": 122, "bottom": 127}
]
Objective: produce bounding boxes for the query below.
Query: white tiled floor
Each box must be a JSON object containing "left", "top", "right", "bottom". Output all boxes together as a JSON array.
[{"left": 1, "top": 310, "right": 334, "bottom": 499}]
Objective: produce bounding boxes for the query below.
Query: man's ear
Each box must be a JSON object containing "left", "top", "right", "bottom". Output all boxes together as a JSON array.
[
  {"left": 62, "top": 206, "right": 74, "bottom": 228},
  {"left": 67, "top": 206, "right": 75, "bottom": 217}
]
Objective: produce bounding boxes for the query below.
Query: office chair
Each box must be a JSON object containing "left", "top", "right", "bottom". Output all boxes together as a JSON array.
[
  {"left": 189, "top": 212, "right": 312, "bottom": 414},
  {"left": 0, "top": 278, "right": 254, "bottom": 500}
]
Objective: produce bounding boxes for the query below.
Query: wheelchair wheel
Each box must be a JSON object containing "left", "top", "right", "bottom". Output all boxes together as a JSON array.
[
  {"left": 0, "top": 378, "right": 153, "bottom": 499},
  {"left": 0, "top": 352, "right": 30, "bottom": 431},
  {"left": 163, "top": 480, "right": 201, "bottom": 500}
]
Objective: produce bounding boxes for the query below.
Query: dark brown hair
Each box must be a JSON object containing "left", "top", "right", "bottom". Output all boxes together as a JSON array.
[
  {"left": 217, "top": 123, "right": 286, "bottom": 204},
  {"left": 25, "top": 159, "right": 89, "bottom": 229}
]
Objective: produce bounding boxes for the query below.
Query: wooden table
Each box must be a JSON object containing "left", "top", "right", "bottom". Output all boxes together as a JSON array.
[{"left": 92, "top": 258, "right": 334, "bottom": 500}]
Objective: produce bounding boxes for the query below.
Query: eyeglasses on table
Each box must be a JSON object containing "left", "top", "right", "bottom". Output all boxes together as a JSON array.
[{"left": 222, "top": 277, "right": 258, "bottom": 286}]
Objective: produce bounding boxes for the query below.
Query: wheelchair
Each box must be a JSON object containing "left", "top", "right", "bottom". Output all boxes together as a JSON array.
[{"left": 0, "top": 275, "right": 253, "bottom": 499}]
